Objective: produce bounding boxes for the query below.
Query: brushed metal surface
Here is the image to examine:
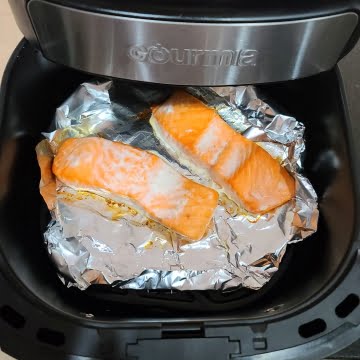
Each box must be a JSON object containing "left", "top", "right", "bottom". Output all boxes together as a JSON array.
[{"left": 28, "top": 0, "right": 358, "bottom": 85}]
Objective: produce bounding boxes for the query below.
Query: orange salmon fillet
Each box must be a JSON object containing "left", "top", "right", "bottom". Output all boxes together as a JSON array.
[
  {"left": 152, "top": 91, "right": 295, "bottom": 214},
  {"left": 53, "top": 137, "right": 219, "bottom": 240},
  {"left": 36, "top": 140, "right": 57, "bottom": 210}
]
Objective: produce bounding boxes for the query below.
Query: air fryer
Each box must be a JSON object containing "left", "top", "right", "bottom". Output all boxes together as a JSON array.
[{"left": 0, "top": 1, "right": 360, "bottom": 359}]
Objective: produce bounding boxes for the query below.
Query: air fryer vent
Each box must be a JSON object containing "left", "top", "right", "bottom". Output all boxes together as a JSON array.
[
  {"left": 298, "top": 319, "right": 327, "bottom": 338},
  {"left": 36, "top": 328, "right": 65, "bottom": 347},
  {"left": 0, "top": 306, "right": 26, "bottom": 329},
  {"left": 335, "top": 294, "right": 359, "bottom": 318}
]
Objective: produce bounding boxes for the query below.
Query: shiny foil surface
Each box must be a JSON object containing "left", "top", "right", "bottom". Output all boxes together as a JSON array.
[{"left": 41, "top": 81, "right": 318, "bottom": 291}]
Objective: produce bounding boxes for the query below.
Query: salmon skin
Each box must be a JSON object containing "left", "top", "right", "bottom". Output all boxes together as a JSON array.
[
  {"left": 53, "top": 137, "right": 219, "bottom": 240},
  {"left": 151, "top": 91, "right": 295, "bottom": 214}
]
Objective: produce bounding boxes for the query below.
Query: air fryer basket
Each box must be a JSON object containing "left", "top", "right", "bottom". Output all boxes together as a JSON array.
[{"left": 0, "top": 40, "right": 359, "bottom": 359}]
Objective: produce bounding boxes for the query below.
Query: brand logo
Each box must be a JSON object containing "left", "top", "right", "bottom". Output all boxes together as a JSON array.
[{"left": 128, "top": 44, "right": 258, "bottom": 67}]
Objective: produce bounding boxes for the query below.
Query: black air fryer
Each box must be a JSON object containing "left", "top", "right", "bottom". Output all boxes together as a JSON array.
[{"left": 1, "top": 1, "right": 360, "bottom": 359}]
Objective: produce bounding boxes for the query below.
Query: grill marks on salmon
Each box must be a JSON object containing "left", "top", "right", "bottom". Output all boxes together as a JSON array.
[
  {"left": 52, "top": 137, "right": 219, "bottom": 240},
  {"left": 152, "top": 91, "right": 295, "bottom": 214}
]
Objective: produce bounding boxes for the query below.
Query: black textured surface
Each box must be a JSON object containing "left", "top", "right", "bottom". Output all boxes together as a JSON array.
[{"left": 327, "top": 34, "right": 360, "bottom": 360}]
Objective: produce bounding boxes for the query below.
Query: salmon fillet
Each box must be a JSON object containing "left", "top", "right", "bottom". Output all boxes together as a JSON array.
[
  {"left": 36, "top": 140, "right": 57, "bottom": 210},
  {"left": 151, "top": 91, "right": 295, "bottom": 214},
  {"left": 53, "top": 137, "right": 218, "bottom": 240}
]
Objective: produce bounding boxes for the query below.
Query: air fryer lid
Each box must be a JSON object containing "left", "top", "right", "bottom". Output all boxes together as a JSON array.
[{"left": 9, "top": 0, "right": 360, "bottom": 85}]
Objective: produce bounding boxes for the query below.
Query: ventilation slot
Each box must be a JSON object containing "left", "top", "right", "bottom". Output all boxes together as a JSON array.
[
  {"left": 0, "top": 305, "right": 26, "bottom": 329},
  {"left": 37, "top": 328, "right": 65, "bottom": 347},
  {"left": 298, "top": 319, "right": 327, "bottom": 338},
  {"left": 162, "top": 324, "right": 204, "bottom": 339},
  {"left": 336, "top": 294, "right": 359, "bottom": 318}
]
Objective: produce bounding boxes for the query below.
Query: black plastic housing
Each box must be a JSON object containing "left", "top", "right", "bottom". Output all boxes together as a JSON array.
[{"left": 0, "top": 40, "right": 359, "bottom": 359}]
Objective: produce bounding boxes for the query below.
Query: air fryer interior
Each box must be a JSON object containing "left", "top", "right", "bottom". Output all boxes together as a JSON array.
[{"left": 0, "top": 43, "right": 355, "bottom": 321}]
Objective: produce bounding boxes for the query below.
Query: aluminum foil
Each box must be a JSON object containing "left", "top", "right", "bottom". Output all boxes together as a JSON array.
[{"left": 39, "top": 81, "right": 318, "bottom": 291}]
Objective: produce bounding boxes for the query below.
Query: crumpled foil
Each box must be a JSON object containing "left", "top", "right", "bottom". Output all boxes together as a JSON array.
[{"left": 41, "top": 81, "right": 319, "bottom": 291}]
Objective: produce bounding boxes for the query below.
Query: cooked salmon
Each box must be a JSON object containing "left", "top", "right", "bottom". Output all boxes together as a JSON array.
[
  {"left": 53, "top": 137, "right": 219, "bottom": 240},
  {"left": 151, "top": 91, "right": 295, "bottom": 214},
  {"left": 36, "top": 140, "right": 57, "bottom": 210}
]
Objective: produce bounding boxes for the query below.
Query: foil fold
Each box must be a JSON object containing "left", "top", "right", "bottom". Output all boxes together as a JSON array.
[{"left": 41, "top": 81, "right": 318, "bottom": 291}]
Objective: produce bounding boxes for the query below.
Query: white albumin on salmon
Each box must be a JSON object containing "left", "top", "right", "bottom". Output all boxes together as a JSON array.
[
  {"left": 52, "top": 137, "right": 219, "bottom": 240},
  {"left": 151, "top": 90, "right": 295, "bottom": 214}
]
